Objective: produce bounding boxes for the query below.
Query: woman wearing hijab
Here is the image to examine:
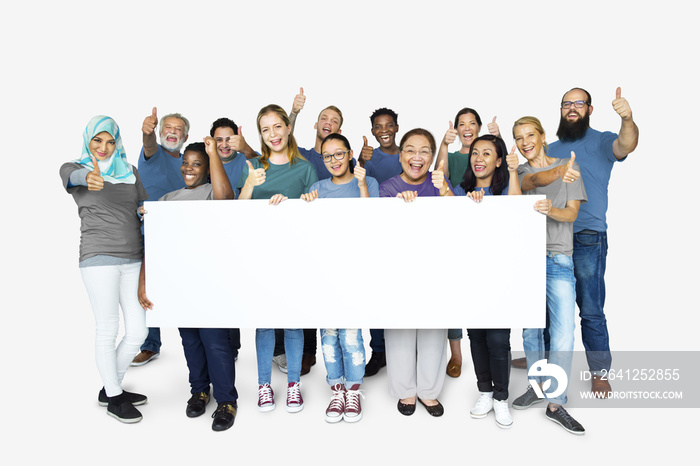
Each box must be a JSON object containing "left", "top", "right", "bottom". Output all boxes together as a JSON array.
[{"left": 60, "top": 115, "right": 149, "bottom": 423}]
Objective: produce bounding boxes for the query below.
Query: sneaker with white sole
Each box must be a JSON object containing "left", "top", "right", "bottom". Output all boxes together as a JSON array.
[
  {"left": 325, "top": 384, "right": 345, "bottom": 423},
  {"left": 493, "top": 399, "right": 513, "bottom": 428},
  {"left": 344, "top": 384, "right": 364, "bottom": 423},
  {"left": 257, "top": 384, "right": 275, "bottom": 412},
  {"left": 545, "top": 405, "right": 585, "bottom": 435},
  {"left": 273, "top": 354, "right": 288, "bottom": 374},
  {"left": 286, "top": 382, "right": 304, "bottom": 413},
  {"left": 512, "top": 384, "right": 544, "bottom": 410},
  {"left": 470, "top": 392, "right": 494, "bottom": 418}
]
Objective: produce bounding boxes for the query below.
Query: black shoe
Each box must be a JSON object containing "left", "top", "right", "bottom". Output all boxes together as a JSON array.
[
  {"left": 364, "top": 351, "right": 386, "bottom": 377},
  {"left": 186, "top": 392, "right": 210, "bottom": 418},
  {"left": 397, "top": 400, "right": 416, "bottom": 416},
  {"left": 512, "top": 385, "right": 544, "bottom": 410},
  {"left": 211, "top": 402, "right": 237, "bottom": 431},
  {"left": 545, "top": 405, "right": 585, "bottom": 435},
  {"left": 98, "top": 388, "right": 147, "bottom": 407},
  {"left": 418, "top": 398, "right": 444, "bottom": 417},
  {"left": 107, "top": 393, "right": 143, "bottom": 423},
  {"left": 301, "top": 352, "right": 316, "bottom": 376}
]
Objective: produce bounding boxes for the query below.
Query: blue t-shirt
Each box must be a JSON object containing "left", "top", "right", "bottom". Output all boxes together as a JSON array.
[
  {"left": 309, "top": 176, "right": 379, "bottom": 198},
  {"left": 548, "top": 128, "right": 620, "bottom": 232},
  {"left": 299, "top": 146, "right": 357, "bottom": 181},
  {"left": 453, "top": 184, "right": 509, "bottom": 196},
  {"left": 365, "top": 148, "right": 402, "bottom": 185},
  {"left": 222, "top": 152, "right": 248, "bottom": 197},
  {"left": 137, "top": 144, "right": 185, "bottom": 202},
  {"left": 379, "top": 174, "right": 453, "bottom": 198}
]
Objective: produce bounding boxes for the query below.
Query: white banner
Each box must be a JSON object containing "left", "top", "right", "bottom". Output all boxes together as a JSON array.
[{"left": 143, "top": 195, "right": 546, "bottom": 328}]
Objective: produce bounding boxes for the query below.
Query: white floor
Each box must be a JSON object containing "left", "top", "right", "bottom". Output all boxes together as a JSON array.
[{"left": 10, "top": 326, "right": 692, "bottom": 465}]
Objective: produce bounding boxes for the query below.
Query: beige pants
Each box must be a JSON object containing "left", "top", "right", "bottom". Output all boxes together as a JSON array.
[{"left": 385, "top": 329, "right": 448, "bottom": 400}]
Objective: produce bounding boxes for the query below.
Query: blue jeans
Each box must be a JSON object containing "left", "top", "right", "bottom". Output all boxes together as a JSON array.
[
  {"left": 523, "top": 253, "right": 576, "bottom": 405},
  {"left": 369, "top": 329, "right": 385, "bottom": 353},
  {"left": 179, "top": 327, "right": 238, "bottom": 403},
  {"left": 320, "top": 329, "right": 365, "bottom": 387},
  {"left": 573, "top": 230, "right": 611, "bottom": 374},
  {"left": 140, "top": 327, "right": 162, "bottom": 353},
  {"left": 448, "top": 329, "right": 463, "bottom": 341},
  {"left": 467, "top": 328, "right": 511, "bottom": 401},
  {"left": 256, "top": 329, "right": 303, "bottom": 384}
]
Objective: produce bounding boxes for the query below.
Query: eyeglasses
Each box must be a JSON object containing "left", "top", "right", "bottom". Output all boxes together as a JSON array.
[
  {"left": 401, "top": 148, "right": 432, "bottom": 157},
  {"left": 322, "top": 150, "right": 349, "bottom": 163},
  {"left": 561, "top": 100, "right": 589, "bottom": 109}
]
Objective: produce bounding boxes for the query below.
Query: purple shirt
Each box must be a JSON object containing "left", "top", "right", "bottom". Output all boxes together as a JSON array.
[{"left": 379, "top": 174, "right": 452, "bottom": 198}]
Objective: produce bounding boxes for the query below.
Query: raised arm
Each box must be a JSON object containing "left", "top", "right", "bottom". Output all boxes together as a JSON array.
[
  {"left": 288, "top": 87, "right": 305, "bottom": 133},
  {"left": 142, "top": 107, "right": 159, "bottom": 159},
  {"left": 521, "top": 152, "right": 579, "bottom": 192},
  {"left": 611, "top": 87, "right": 639, "bottom": 160},
  {"left": 238, "top": 160, "right": 266, "bottom": 200},
  {"left": 433, "top": 121, "right": 457, "bottom": 177},
  {"left": 204, "top": 136, "right": 234, "bottom": 200},
  {"left": 506, "top": 145, "right": 522, "bottom": 195}
]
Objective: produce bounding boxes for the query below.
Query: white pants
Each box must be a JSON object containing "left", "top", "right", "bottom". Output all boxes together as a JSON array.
[
  {"left": 80, "top": 262, "right": 147, "bottom": 397},
  {"left": 385, "top": 329, "right": 448, "bottom": 400}
]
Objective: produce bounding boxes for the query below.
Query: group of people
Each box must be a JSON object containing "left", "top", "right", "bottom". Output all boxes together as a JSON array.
[{"left": 61, "top": 85, "right": 638, "bottom": 435}]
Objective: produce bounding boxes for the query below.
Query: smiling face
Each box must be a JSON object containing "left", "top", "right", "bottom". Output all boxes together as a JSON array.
[
  {"left": 560, "top": 88, "right": 592, "bottom": 123},
  {"left": 213, "top": 126, "right": 236, "bottom": 159},
  {"left": 456, "top": 112, "right": 481, "bottom": 148},
  {"left": 399, "top": 134, "right": 434, "bottom": 184},
  {"left": 513, "top": 123, "right": 546, "bottom": 161},
  {"left": 371, "top": 114, "right": 398, "bottom": 150},
  {"left": 160, "top": 116, "right": 188, "bottom": 153},
  {"left": 321, "top": 137, "right": 352, "bottom": 179},
  {"left": 470, "top": 139, "right": 501, "bottom": 186},
  {"left": 259, "top": 112, "right": 291, "bottom": 154},
  {"left": 181, "top": 150, "right": 209, "bottom": 188},
  {"left": 89, "top": 131, "right": 116, "bottom": 161},
  {"left": 314, "top": 108, "right": 342, "bottom": 141}
]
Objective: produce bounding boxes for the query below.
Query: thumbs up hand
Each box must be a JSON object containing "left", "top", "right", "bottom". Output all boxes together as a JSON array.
[
  {"left": 142, "top": 107, "right": 158, "bottom": 135},
  {"left": 487, "top": 116, "right": 501, "bottom": 137},
  {"left": 359, "top": 135, "right": 374, "bottom": 167},
  {"left": 442, "top": 121, "right": 457, "bottom": 146},
  {"left": 612, "top": 86, "right": 632, "bottom": 120},
  {"left": 86, "top": 155, "right": 104, "bottom": 191},
  {"left": 560, "top": 151, "right": 580, "bottom": 183},
  {"left": 291, "top": 87, "right": 306, "bottom": 114}
]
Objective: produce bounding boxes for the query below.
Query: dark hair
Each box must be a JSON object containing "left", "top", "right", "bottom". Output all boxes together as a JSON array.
[
  {"left": 320, "top": 132, "right": 352, "bottom": 152},
  {"left": 459, "top": 135, "right": 509, "bottom": 195},
  {"left": 399, "top": 128, "right": 437, "bottom": 154},
  {"left": 370, "top": 107, "right": 398, "bottom": 126},
  {"left": 561, "top": 87, "right": 592, "bottom": 106},
  {"left": 453, "top": 107, "right": 482, "bottom": 128},
  {"left": 210, "top": 117, "right": 238, "bottom": 137}
]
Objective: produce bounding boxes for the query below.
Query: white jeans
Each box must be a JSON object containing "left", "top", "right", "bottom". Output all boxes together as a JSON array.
[{"left": 80, "top": 262, "right": 147, "bottom": 397}]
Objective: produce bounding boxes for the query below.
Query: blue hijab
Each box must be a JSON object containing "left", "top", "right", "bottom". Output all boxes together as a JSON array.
[{"left": 75, "top": 115, "right": 135, "bottom": 184}]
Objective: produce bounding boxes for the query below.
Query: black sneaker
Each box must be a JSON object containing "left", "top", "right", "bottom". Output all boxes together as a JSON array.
[
  {"left": 98, "top": 388, "right": 147, "bottom": 407},
  {"left": 545, "top": 405, "right": 585, "bottom": 435},
  {"left": 512, "top": 384, "right": 544, "bottom": 410},
  {"left": 364, "top": 351, "right": 386, "bottom": 377},
  {"left": 186, "top": 392, "right": 210, "bottom": 418},
  {"left": 211, "top": 402, "right": 237, "bottom": 431},
  {"left": 107, "top": 394, "right": 143, "bottom": 423}
]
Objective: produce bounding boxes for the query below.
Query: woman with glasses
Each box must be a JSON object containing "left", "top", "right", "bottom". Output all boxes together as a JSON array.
[
  {"left": 238, "top": 104, "right": 318, "bottom": 414},
  {"left": 432, "top": 108, "right": 500, "bottom": 378},
  {"left": 300, "top": 133, "right": 377, "bottom": 423},
  {"left": 378, "top": 128, "right": 452, "bottom": 417}
]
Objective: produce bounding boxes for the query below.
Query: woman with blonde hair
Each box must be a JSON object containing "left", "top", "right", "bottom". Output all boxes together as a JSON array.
[{"left": 238, "top": 104, "right": 318, "bottom": 414}]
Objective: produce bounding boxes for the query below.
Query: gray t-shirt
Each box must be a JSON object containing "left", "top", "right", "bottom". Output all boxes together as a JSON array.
[
  {"left": 159, "top": 183, "right": 213, "bottom": 201},
  {"left": 518, "top": 158, "right": 587, "bottom": 256},
  {"left": 60, "top": 162, "right": 149, "bottom": 262}
]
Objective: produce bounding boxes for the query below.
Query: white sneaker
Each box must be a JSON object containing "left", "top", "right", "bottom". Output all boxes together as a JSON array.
[
  {"left": 470, "top": 392, "right": 494, "bottom": 419},
  {"left": 273, "top": 354, "right": 288, "bottom": 373},
  {"left": 494, "top": 399, "right": 513, "bottom": 429}
]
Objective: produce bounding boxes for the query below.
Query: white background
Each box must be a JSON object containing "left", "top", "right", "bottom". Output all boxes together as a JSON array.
[{"left": 2, "top": 0, "right": 697, "bottom": 463}]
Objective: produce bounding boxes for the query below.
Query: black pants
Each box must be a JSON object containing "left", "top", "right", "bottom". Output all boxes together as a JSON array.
[{"left": 467, "top": 328, "right": 511, "bottom": 401}]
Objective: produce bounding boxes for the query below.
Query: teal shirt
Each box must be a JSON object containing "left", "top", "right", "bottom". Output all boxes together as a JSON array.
[
  {"left": 237, "top": 156, "right": 318, "bottom": 199},
  {"left": 447, "top": 150, "right": 470, "bottom": 189}
]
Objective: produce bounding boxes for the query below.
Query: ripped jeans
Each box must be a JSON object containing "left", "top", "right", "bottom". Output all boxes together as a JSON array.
[{"left": 320, "top": 329, "right": 366, "bottom": 388}]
